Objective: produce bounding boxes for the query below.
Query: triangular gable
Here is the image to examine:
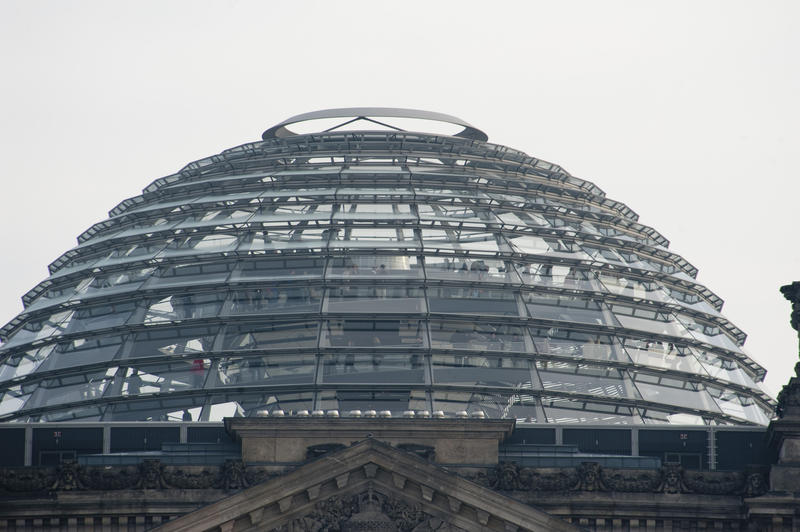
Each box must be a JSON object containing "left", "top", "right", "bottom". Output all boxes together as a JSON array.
[{"left": 155, "top": 438, "right": 576, "bottom": 532}]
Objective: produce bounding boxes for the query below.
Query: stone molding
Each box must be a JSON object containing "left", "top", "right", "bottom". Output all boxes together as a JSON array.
[
  {"left": 472, "top": 461, "right": 769, "bottom": 497},
  {"left": 0, "top": 457, "right": 768, "bottom": 498}
]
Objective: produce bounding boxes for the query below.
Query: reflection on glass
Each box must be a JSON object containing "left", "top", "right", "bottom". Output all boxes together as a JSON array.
[
  {"left": 621, "top": 338, "right": 706, "bottom": 375},
  {"left": 425, "top": 257, "right": 519, "bottom": 283},
  {"left": 421, "top": 229, "right": 504, "bottom": 253},
  {"left": 321, "top": 320, "right": 425, "bottom": 348},
  {"left": 122, "top": 360, "right": 210, "bottom": 394},
  {"left": 531, "top": 328, "right": 624, "bottom": 362},
  {"left": 327, "top": 255, "right": 422, "bottom": 278},
  {"left": 213, "top": 355, "right": 316, "bottom": 386},
  {"left": 707, "top": 386, "right": 770, "bottom": 425},
  {"left": 525, "top": 293, "right": 615, "bottom": 326},
  {"left": 521, "top": 264, "right": 597, "bottom": 291},
  {"left": 228, "top": 286, "right": 321, "bottom": 315},
  {"left": 23, "top": 368, "right": 117, "bottom": 410},
  {"left": 233, "top": 256, "right": 325, "bottom": 281},
  {"left": 598, "top": 274, "right": 674, "bottom": 304},
  {"left": 536, "top": 360, "right": 639, "bottom": 398},
  {"left": 64, "top": 300, "right": 138, "bottom": 333},
  {"left": 432, "top": 354, "right": 532, "bottom": 388},
  {"left": 632, "top": 373, "right": 720, "bottom": 412},
  {"left": 125, "top": 326, "right": 219, "bottom": 359},
  {"left": 145, "top": 292, "right": 226, "bottom": 323},
  {"left": 611, "top": 304, "right": 692, "bottom": 338},
  {"left": 433, "top": 390, "right": 539, "bottom": 421},
  {"left": 321, "top": 353, "right": 424, "bottom": 384},
  {"left": 104, "top": 395, "right": 207, "bottom": 421},
  {"left": 4, "top": 310, "right": 75, "bottom": 347},
  {"left": 0, "top": 345, "right": 56, "bottom": 382},
  {"left": 38, "top": 336, "right": 125, "bottom": 372},
  {"left": 541, "top": 396, "right": 642, "bottom": 424},
  {"left": 320, "top": 390, "right": 426, "bottom": 416},
  {"left": 223, "top": 321, "right": 318, "bottom": 350},
  {"left": 325, "top": 286, "right": 425, "bottom": 314},
  {"left": 693, "top": 349, "right": 756, "bottom": 388},
  {"left": 430, "top": 321, "right": 525, "bottom": 351},
  {"left": 428, "top": 286, "right": 518, "bottom": 316},
  {"left": 152, "top": 261, "right": 234, "bottom": 288}
]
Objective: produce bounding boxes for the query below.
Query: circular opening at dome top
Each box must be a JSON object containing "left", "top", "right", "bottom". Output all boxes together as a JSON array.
[{"left": 262, "top": 107, "right": 488, "bottom": 141}]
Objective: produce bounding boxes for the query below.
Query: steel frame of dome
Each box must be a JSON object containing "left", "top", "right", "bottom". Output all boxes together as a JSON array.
[{"left": 0, "top": 109, "right": 774, "bottom": 426}]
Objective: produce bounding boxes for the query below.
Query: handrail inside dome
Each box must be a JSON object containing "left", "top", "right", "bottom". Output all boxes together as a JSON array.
[{"left": 262, "top": 107, "right": 489, "bottom": 141}]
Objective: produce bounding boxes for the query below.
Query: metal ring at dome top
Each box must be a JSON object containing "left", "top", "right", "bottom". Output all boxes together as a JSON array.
[{"left": 262, "top": 107, "right": 489, "bottom": 142}]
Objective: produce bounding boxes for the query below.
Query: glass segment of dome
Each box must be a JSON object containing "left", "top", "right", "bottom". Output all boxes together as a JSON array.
[{"left": 0, "top": 109, "right": 774, "bottom": 425}]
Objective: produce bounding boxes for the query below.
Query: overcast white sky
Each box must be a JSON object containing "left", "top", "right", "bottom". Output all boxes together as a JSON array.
[{"left": 0, "top": 1, "right": 797, "bottom": 397}]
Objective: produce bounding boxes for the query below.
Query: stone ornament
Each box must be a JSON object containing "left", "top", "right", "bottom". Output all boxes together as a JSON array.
[{"left": 473, "top": 461, "right": 768, "bottom": 496}]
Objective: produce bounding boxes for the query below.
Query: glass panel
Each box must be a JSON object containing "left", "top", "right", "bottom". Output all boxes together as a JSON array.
[
  {"left": 23, "top": 368, "right": 118, "bottom": 410},
  {"left": 610, "top": 304, "right": 693, "bottom": 339},
  {"left": 213, "top": 354, "right": 316, "bottom": 387},
  {"left": 530, "top": 328, "right": 626, "bottom": 362},
  {"left": 0, "top": 386, "right": 30, "bottom": 416},
  {"left": 675, "top": 314, "right": 743, "bottom": 353},
  {"left": 432, "top": 354, "right": 532, "bottom": 387},
  {"left": 104, "top": 395, "right": 207, "bottom": 421},
  {"left": 693, "top": 349, "right": 758, "bottom": 388},
  {"left": 621, "top": 338, "right": 707, "bottom": 375},
  {"left": 668, "top": 288, "right": 721, "bottom": 315},
  {"left": 86, "top": 267, "right": 155, "bottom": 295},
  {"left": 429, "top": 321, "right": 526, "bottom": 351},
  {"left": 232, "top": 256, "right": 325, "bottom": 281},
  {"left": 321, "top": 320, "right": 426, "bottom": 348},
  {"left": 432, "top": 390, "right": 540, "bottom": 421},
  {"left": 325, "top": 286, "right": 425, "bottom": 314},
  {"left": 150, "top": 261, "right": 234, "bottom": 288},
  {"left": 3, "top": 310, "right": 75, "bottom": 348},
  {"left": 335, "top": 227, "right": 419, "bottom": 248},
  {"left": 424, "top": 257, "right": 520, "bottom": 283},
  {"left": 223, "top": 321, "right": 318, "bottom": 350},
  {"left": 37, "top": 405, "right": 105, "bottom": 422},
  {"left": 38, "top": 336, "right": 126, "bottom": 372},
  {"left": 205, "top": 391, "right": 314, "bottom": 420},
  {"left": 416, "top": 204, "right": 497, "bottom": 224},
  {"left": 333, "top": 203, "right": 414, "bottom": 220},
  {"left": 144, "top": 292, "right": 226, "bottom": 323},
  {"left": 321, "top": 353, "right": 425, "bottom": 384},
  {"left": 164, "top": 233, "right": 238, "bottom": 254},
  {"left": 495, "top": 210, "right": 548, "bottom": 228},
  {"left": 241, "top": 229, "right": 327, "bottom": 252},
  {"left": 707, "top": 387, "right": 770, "bottom": 425},
  {"left": 632, "top": 373, "right": 720, "bottom": 412},
  {"left": 25, "top": 277, "right": 95, "bottom": 312},
  {"left": 64, "top": 300, "right": 139, "bottom": 333},
  {"left": 326, "top": 255, "right": 422, "bottom": 279},
  {"left": 228, "top": 286, "right": 322, "bottom": 315},
  {"left": 319, "top": 390, "right": 427, "bottom": 416},
  {"left": 0, "top": 345, "right": 56, "bottom": 382},
  {"left": 428, "top": 287, "right": 519, "bottom": 316},
  {"left": 598, "top": 273, "right": 675, "bottom": 304},
  {"left": 536, "top": 360, "right": 640, "bottom": 399},
  {"left": 541, "top": 396, "right": 642, "bottom": 424},
  {"left": 525, "top": 293, "right": 617, "bottom": 326},
  {"left": 421, "top": 229, "right": 504, "bottom": 253},
  {"left": 520, "top": 264, "right": 598, "bottom": 291},
  {"left": 121, "top": 360, "right": 210, "bottom": 394},
  {"left": 124, "top": 326, "right": 219, "bottom": 359}
]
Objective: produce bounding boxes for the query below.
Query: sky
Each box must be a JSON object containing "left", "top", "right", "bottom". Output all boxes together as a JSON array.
[{"left": 0, "top": 0, "right": 798, "bottom": 397}]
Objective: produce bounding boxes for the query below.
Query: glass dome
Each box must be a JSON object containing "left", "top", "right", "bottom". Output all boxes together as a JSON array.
[{"left": 0, "top": 109, "right": 774, "bottom": 425}]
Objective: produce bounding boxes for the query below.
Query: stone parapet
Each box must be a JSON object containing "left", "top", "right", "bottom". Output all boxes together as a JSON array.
[{"left": 225, "top": 417, "right": 515, "bottom": 466}]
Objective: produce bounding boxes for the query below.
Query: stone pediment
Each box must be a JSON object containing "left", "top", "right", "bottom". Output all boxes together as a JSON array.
[{"left": 155, "top": 438, "right": 576, "bottom": 532}]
